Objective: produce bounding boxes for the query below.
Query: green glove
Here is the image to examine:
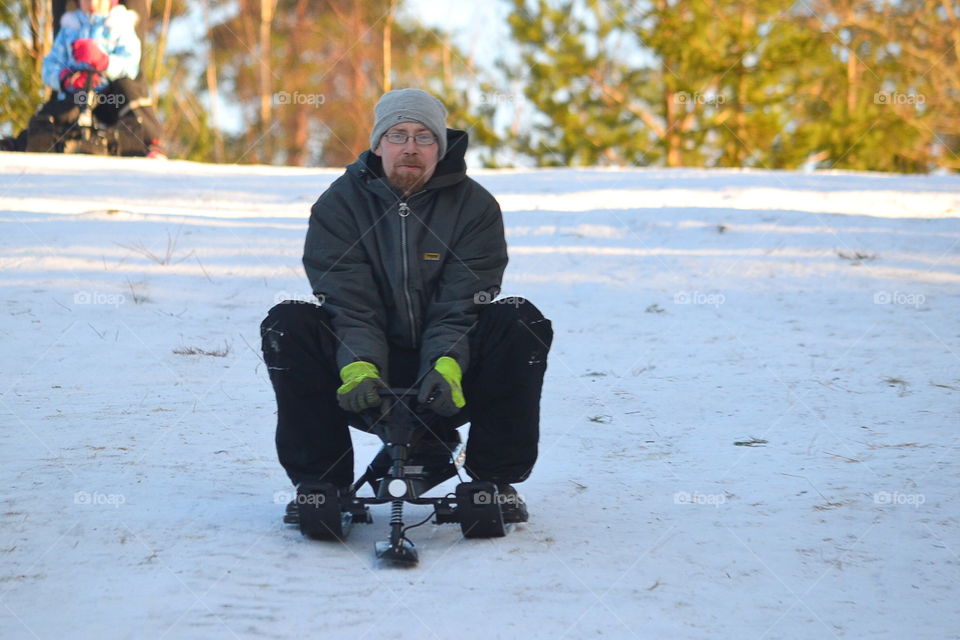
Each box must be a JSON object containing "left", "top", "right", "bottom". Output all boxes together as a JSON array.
[
  {"left": 337, "top": 361, "right": 385, "bottom": 413},
  {"left": 417, "top": 356, "right": 466, "bottom": 417}
]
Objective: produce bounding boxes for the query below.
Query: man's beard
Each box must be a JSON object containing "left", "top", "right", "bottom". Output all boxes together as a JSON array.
[{"left": 386, "top": 162, "right": 431, "bottom": 195}]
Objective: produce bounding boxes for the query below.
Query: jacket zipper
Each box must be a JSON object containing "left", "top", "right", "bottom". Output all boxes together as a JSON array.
[{"left": 398, "top": 198, "right": 418, "bottom": 346}]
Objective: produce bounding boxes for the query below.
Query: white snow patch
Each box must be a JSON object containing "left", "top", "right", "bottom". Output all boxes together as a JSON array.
[{"left": 1, "top": 153, "right": 958, "bottom": 639}]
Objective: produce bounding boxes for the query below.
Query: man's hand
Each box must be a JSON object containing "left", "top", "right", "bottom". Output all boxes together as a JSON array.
[
  {"left": 417, "top": 356, "right": 466, "bottom": 417},
  {"left": 59, "top": 69, "right": 102, "bottom": 92},
  {"left": 337, "top": 361, "right": 386, "bottom": 413},
  {"left": 72, "top": 39, "right": 109, "bottom": 71}
]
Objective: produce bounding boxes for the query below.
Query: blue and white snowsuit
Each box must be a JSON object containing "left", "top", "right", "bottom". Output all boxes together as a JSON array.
[{"left": 42, "top": 6, "right": 141, "bottom": 98}]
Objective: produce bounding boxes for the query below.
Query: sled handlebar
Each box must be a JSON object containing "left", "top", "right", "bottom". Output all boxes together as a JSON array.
[{"left": 377, "top": 387, "right": 419, "bottom": 398}]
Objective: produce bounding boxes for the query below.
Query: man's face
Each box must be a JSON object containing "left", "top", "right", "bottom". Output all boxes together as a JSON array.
[
  {"left": 374, "top": 122, "right": 440, "bottom": 195},
  {"left": 81, "top": 0, "right": 112, "bottom": 15}
]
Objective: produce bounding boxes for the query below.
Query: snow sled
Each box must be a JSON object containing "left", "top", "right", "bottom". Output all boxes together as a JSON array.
[
  {"left": 285, "top": 387, "right": 525, "bottom": 567},
  {"left": 23, "top": 87, "right": 138, "bottom": 157}
]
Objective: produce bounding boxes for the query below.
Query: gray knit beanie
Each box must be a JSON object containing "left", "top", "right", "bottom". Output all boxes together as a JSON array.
[{"left": 370, "top": 89, "right": 448, "bottom": 159}]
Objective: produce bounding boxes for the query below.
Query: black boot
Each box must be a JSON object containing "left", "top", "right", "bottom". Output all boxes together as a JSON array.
[
  {"left": 496, "top": 484, "right": 529, "bottom": 523},
  {"left": 283, "top": 484, "right": 353, "bottom": 525},
  {"left": 25, "top": 113, "right": 62, "bottom": 153},
  {"left": 283, "top": 499, "right": 298, "bottom": 524}
]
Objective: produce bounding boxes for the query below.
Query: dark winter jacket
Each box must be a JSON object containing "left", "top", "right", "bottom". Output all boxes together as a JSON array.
[{"left": 303, "top": 129, "right": 507, "bottom": 380}]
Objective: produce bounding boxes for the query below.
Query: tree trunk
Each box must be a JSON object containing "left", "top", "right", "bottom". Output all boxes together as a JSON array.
[
  {"left": 259, "top": 0, "right": 276, "bottom": 163},
  {"left": 28, "top": 0, "right": 50, "bottom": 75},
  {"left": 286, "top": 0, "right": 309, "bottom": 166},
  {"left": 204, "top": 1, "right": 224, "bottom": 163},
  {"left": 383, "top": 0, "right": 396, "bottom": 92},
  {"left": 152, "top": 0, "right": 173, "bottom": 93},
  {"left": 349, "top": 2, "right": 369, "bottom": 160},
  {"left": 663, "top": 85, "right": 682, "bottom": 167}
]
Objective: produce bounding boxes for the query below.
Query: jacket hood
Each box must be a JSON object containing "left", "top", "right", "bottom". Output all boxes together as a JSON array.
[
  {"left": 61, "top": 6, "right": 138, "bottom": 32},
  {"left": 348, "top": 128, "right": 469, "bottom": 192}
]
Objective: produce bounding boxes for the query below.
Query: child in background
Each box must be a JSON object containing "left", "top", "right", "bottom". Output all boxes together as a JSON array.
[{"left": 34, "top": 0, "right": 165, "bottom": 157}]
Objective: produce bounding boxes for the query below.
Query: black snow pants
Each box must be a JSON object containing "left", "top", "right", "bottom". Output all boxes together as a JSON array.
[
  {"left": 32, "top": 77, "right": 162, "bottom": 155},
  {"left": 260, "top": 299, "right": 553, "bottom": 488}
]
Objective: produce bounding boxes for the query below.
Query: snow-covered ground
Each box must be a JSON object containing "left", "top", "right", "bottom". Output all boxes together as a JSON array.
[{"left": 1, "top": 152, "right": 958, "bottom": 639}]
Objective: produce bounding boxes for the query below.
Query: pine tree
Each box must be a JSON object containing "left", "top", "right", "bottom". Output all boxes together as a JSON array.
[
  {"left": 501, "top": 0, "right": 954, "bottom": 172},
  {"left": 0, "top": 0, "right": 52, "bottom": 139},
  {"left": 504, "top": 0, "right": 654, "bottom": 166},
  {"left": 687, "top": 1, "right": 821, "bottom": 169}
]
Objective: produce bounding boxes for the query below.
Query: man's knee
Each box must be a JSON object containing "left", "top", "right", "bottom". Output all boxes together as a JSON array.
[
  {"left": 260, "top": 300, "right": 330, "bottom": 360},
  {"left": 262, "top": 299, "right": 328, "bottom": 331},
  {"left": 476, "top": 297, "right": 552, "bottom": 342},
  {"left": 109, "top": 77, "right": 141, "bottom": 98},
  {"left": 38, "top": 99, "right": 79, "bottom": 126},
  {"left": 471, "top": 297, "right": 553, "bottom": 368}
]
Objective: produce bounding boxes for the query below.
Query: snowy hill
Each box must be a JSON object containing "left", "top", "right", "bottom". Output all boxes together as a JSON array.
[{"left": 1, "top": 152, "right": 958, "bottom": 639}]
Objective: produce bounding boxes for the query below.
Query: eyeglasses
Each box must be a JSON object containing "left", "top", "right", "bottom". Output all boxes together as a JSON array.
[{"left": 382, "top": 132, "right": 437, "bottom": 146}]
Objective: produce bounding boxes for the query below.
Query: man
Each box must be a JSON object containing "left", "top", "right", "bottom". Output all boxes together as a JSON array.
[
  {"left": 28, "top": 0, "right": 164, "bottom": 157},
  {"left": 261, "top": 89, "right": 553, "bottom": 522}
]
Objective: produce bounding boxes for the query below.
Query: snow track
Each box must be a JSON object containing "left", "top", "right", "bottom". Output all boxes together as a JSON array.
[{"left": 1, "top": 153, "right": 958, "bottom": 639}]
